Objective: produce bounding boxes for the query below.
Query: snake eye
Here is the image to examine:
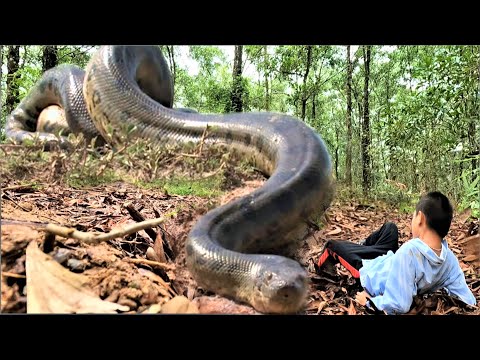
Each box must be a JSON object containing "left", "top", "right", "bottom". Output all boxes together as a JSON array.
[{"left": 265, "top": 272, "right": 273, "bottom": 281}]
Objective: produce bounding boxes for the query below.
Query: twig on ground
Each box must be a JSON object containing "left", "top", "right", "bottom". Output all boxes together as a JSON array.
[
  {"left": 201, "top": 161, "right": 225, "bottom": 179},
  {"left": 1, "top": 193, "right": 32, "bottom": 212},
  {"left": 197, "top": 125, "right": 209, "bottom": 156},
  {"left": 180, "top": 153, "right": 201, "bottom": 158},
  {"left": 45, "top": 217, "right": 167, "bottom": 244},
  {"left": 1, "top": 272, "right": 26, "bottom": 279},
  {"left": 124, "top": 258, "right": 175, "bottom": 271},
  {"left": 1, "top": 219, "right": 49, "bottom": 228},
  {"left": 1, "top": 184, "right": 37, "bottom": 192},
  {"left": 125, "top": 204, "right": 157, "bottom": 242}
]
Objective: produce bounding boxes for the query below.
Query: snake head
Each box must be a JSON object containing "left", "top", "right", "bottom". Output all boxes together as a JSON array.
[{"left": 251, "top": 256, "right": 309, "bottom": 314}]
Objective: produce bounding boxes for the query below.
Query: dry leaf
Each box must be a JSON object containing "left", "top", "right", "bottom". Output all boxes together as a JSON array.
[
  {"left": 458, "top": 234, "right": 480, "bottom": 245},
  {"left": 319, "top": 291, "right": 329, "bottom": 302},
  {"left": 339, "top": 223, "right": 356, "bottom": 231},
  {"left": 161, "top": 295, "right": 199, "bottom": 314},
  {"left": 306, "top": 300, "right": 323, "bottom": 311},
  {"left": 444, "top": 306, "right": 459, "bottom": 314},
  {"left": 146, "top": 247, "right": 160, "bottom": 262},
  {"left": 463, "top": 255, "right": 478, "bottom": 262},
  {"left": 153, "top": 232, "right": 167, "bottom": 263},
  {"left": 316, "top": 301, "right": 327, "bottom": 314},
  {"left": 144, "top": 304, "right": 162, "bottom": 313},
  {"left": 326, "top": 227, "right": 342, "bottom": 236},
  {"left": 26, "top": 241, "right": 129, "bottom": 314},
  {"left": 347, "top": 299, "right": 356, "bottom": 315}
]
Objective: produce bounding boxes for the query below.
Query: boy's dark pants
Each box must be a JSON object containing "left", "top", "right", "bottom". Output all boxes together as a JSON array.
[{"left": 317, "top": 222, "right": 400, "bottom": 278}]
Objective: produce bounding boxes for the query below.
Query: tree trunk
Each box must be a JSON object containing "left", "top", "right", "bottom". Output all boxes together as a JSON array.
[
  {"left": 472, "top": 48, "right": 480, "bottom": 182},
  {"left": 335, "top": 123, "right": 339, "bottom": 179},
  {"left": 301, "top": 45, "right": 312, "bottom": 121},
  {"left": 468, "top": 120, "right": 477, "bottom": 182},
  {"left": 264, "top": 46, "right": 270, "bottom": 111},
  {"left": 230, "top": 45, "right": 244, "bottom": 112},
  {"left": 5, "top": 45, "right": 21, "bottom": 115},
  {"left": 361, "top": 45, "right": 372, "bottom": 195},
  {"left": 42, "top": 45, "right": 58, "bottom": 73},
  {"left": 312, "top": 92, "right": 316, "bottom": 120},
  {"left": 1, "top": 45, "right": 3, "bottom": 126},
  {"left": 345, "top": 45, "right": 353, "bottom": 187},
  {"left": 165, "top": 46, "right": 176, "bottom": 87},
  {"left": 1, "top": 45, "right": 3, "bottom": 97}
]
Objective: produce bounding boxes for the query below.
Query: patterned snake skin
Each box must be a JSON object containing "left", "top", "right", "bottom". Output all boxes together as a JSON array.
[{"left": 5, "top": 46, "right": 334, "bottom": 314}]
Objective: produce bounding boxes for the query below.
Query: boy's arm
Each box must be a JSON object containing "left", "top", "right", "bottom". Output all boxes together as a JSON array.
[
  {"left": 444, "top": 271, "right": 477, "bottom": 306},
  {"left": 367, "top": 246, "right": 417, "bottom": 314}
]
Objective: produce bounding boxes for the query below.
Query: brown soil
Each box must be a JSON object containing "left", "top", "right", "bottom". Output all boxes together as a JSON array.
[{"left": 1, "top": 144, "right": 479, "bottom": 315}]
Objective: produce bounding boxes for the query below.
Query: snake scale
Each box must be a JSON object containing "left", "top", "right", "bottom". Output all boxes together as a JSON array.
[{"left": 5, "top": 45, "right": 334, "bottom": 314}]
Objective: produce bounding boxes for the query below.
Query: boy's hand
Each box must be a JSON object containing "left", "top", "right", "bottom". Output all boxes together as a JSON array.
[{"left": 355, "top": 291, "right": 370, "bottom": 306}]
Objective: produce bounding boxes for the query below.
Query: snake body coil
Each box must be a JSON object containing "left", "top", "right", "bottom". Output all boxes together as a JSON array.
[{"left": 5, "top": 46, "right": 334, "bottom": 313}]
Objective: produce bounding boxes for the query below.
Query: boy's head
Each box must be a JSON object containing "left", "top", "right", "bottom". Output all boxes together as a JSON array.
[{"left": 411, "top": 191, "right": 453, "bottom": 239}]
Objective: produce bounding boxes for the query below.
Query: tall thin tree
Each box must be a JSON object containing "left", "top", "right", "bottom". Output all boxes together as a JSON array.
[
  {"left": 231, "top": 45, "right": 244, "bottom": 112},
  {"left": 345, "top": 45, "right": 353, "bottom": 187},
  {"left": 300, "top": 45, "right": 312, "bottom": 121},
  {"left": 264, "top": 46, "right": 270, "bottom": 111},
  {"left": 5, "top": 46, "right": 20, "bottom": 115},
  {"left": 42, "top": 45, "right": 58, "bottom": 73},
  {"left": 362, "top": 45, "right": 372, "bottom": 194},
  {"left": 1, "top": 45, "right": 3, "bottom": 128},
  {"left": 165, "top": 46, "right": 176, "bottom": 87}
]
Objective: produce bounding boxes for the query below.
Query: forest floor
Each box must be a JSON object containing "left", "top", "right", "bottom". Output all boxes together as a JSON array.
[{"left": 1, "top": 140, "right": 479, "bottom": 315}]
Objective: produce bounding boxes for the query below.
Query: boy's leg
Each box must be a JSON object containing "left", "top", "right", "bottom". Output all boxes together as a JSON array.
[
  {"left": 362, "top": 222, "right": 399, "bottom": 250},
  {"left": 317, "top": 240, "right": 366, "bottom": 278},
  {"left": 317, "top": 222, "right": 399, "bottom": 278}
]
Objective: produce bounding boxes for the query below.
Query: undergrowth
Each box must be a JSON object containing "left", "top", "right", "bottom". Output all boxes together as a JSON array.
[
  {"left": 0, "top": 134, "right": 257, "bottom": 199},
  {"left": 333, "top": 179, "right": 419, "bottom": 214},
  {"left": 3, "top": 134, "right": 477, "bottom": 220}
]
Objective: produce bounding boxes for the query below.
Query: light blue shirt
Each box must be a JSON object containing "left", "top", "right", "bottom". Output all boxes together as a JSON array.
[{"left": 360, "top": 238, "right": 477, "bottom": 314}]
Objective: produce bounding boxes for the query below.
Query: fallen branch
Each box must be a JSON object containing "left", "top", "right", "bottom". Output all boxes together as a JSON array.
[
  {"left": 201, "top": 161, "right": 225, "bottom": 179},
  {"left": 125, "top": 258, "right": 175, "bottom": 271},
  {"left": 1, "top": 183, "right": 37, "bottom": 192},
  {"left": 1, "top": 193, "right": 32, "bottom": 212},
  {"left": 125, "top": 204, "right": 157, "bottom": 242},
  {"left": 180, "top": 153, "right": 201, "bottom": 158},
  {"left": 0, "top": 144, "right": 25, "bottom": 150},
  {"left": 45, "top": 217, "right": 167, "bottom": 244},
  {"left": 197, "top": 125, "right": 209, "bottom": 156},
  {"left": 2, "top": 272, "right": 26, "bottom": 279},
  {"left": 1, "top": 219, "right": 49, "bottom": 228}
]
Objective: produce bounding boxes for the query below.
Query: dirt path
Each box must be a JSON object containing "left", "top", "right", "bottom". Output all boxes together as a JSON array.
[{"left": 1, "top": 145, "right": 479, "bottom": 315}]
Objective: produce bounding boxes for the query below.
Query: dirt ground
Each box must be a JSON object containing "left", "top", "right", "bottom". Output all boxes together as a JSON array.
[{"left": 1, "top": 143, "right": 479, "bottom": 315}]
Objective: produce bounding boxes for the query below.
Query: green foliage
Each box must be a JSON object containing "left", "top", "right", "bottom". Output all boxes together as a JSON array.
[
  {"left": 57, "top": 46, "right": 97, "bottom": 68},
  {"left": 137, "top": 175, "right": 224, "bottom": 198},
  {"left": 67, "top": 168, "right": 119, "bottom": 188},
  {"left": 457, "top": 161, "right": 480, "bottom": 218},
  {"left": 2, "top": 44, "right": 480, "bottom": 214}
]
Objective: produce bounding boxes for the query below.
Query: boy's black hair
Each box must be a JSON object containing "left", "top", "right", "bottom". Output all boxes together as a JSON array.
[{"left": 415, "top": 191, "right": 453, "bottom": 238}]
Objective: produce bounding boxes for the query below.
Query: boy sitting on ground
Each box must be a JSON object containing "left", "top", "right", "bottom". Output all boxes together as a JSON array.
[{"left": 317, "top": 191, "right": 477, "bottom": 314}]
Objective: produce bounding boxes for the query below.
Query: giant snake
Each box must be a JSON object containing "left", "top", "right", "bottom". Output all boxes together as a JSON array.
[{"left": 5, "top": 45, "right": 334, "bottom": 314}]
